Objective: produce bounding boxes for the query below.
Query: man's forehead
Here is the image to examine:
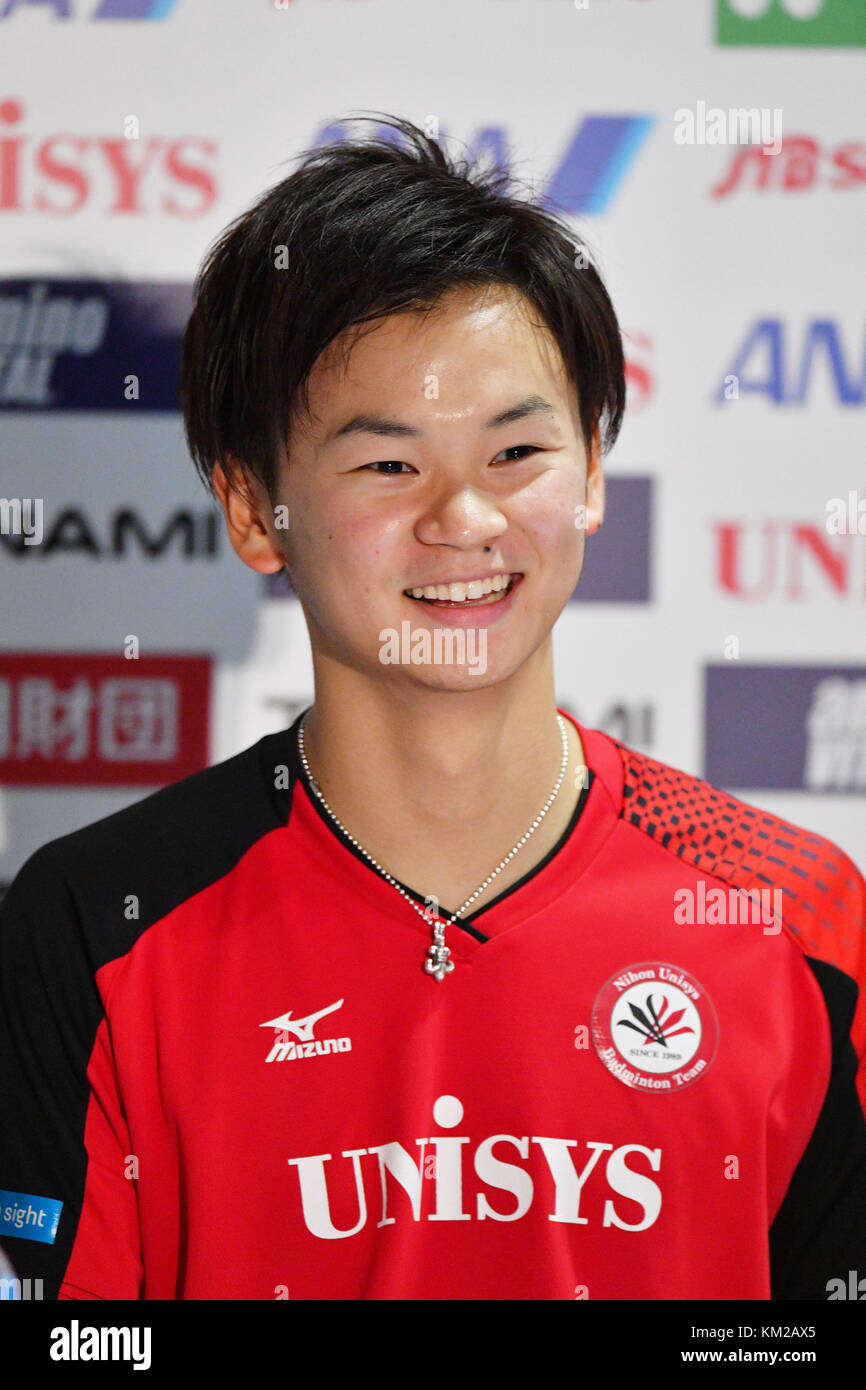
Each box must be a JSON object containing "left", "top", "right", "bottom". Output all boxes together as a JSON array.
[
  {"left": 300, "top": 290, "right": 576, "bottom": 444},
  {"left": 426, "top": 406, "right": 475, "bottom": 422},
  {"left": 312, "top": 392, "right": 568, "bottom": 452},
  {"left": 316, "top": 285, "right": 561, "bottom": 376}
]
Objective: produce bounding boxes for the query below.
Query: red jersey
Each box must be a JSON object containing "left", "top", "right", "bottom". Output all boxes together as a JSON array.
[{"left": 1, "top": 708, "right": 865, "bottom": 1300}]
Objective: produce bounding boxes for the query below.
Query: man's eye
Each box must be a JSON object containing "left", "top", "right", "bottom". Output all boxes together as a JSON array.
[
  {"left": 359, "top": 461, "right": 413, "bottom": 474},
  {"left": 359, "top": 449, "right": 538, "bottom": 474},
  {"left": 496, "top": 445, "right": 539, "bottom": 463}
]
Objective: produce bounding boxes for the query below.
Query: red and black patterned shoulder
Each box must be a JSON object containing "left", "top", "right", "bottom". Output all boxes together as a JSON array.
[{"left": 612, "top": 738, "right": 864, "bottom": 973}]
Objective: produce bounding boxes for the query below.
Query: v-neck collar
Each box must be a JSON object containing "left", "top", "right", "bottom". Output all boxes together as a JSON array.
[{"left": 282, "top": 706, "right": 623, "bottom": 949}]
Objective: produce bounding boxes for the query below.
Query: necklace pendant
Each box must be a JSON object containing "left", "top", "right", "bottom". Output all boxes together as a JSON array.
[
  {"left": 424, "top": 920, "right": 454, "bottom": 982},
  {"left": 424, "top": 946, "right": 454, "bottom": 982},
  {"left": 298, "top": 711, "right": 571, "bottom": 986}
]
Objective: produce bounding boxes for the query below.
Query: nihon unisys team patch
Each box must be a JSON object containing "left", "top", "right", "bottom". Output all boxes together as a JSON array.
[{"left": 591, "top": 962, "right": 718, "bottom": 1093}]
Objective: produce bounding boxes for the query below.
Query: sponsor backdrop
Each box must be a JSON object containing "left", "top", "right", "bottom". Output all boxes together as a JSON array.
[{"left": 0, "top": 0, "right": 864, "bottom": 892}]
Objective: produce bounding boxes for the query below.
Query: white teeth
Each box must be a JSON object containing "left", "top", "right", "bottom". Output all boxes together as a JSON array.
[{"left": 407, "top": 573, "right": 513, "bottom": 602}]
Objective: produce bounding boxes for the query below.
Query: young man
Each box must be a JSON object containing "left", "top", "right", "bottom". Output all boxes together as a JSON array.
[{"left": 1, "top": 116, "right": 865, "bottom": 1302}]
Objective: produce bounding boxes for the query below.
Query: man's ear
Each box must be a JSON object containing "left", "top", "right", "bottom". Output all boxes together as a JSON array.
[
  {"left": 212, "top": 459, "right": 286, "bottom": 574},
  {"left": 585, "top": 426, "right": 605, "bottom": 536}
]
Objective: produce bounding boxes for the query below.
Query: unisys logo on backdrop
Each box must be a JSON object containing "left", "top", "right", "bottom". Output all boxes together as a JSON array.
[
  {"left": 704, "top": 666, "right": 866, "bottom": 793},
  {"left": 713, "top": 520, "right": 866, "bottom": 601},
  {"left": 0, "top": 99, "right": 217, "bottom": 215}
]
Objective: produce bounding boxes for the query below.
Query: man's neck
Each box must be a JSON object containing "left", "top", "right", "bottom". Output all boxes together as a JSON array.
[{"left": 298, "top": 656, "right": 586, "bottom": 916}]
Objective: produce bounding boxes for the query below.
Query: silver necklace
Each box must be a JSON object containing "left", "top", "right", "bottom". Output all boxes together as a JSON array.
[{"left": 297, "top": 712, "right": 571, "bottom": 981}]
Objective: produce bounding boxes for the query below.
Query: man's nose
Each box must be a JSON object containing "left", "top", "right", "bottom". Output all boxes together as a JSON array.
[{"left": 414, "top": 483, "right": 508, "bottom": 547}]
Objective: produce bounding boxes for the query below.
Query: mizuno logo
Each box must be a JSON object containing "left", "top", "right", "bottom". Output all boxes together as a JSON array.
[
  {"left": 259, "top": 998, "right": 352, "bottom": 1062},
  {"left": 260, "top": 998, "right": 344, "bottom": 1041}
]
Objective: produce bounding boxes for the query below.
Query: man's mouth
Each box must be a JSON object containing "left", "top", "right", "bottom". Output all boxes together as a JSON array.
[{"left": 402, "top": 572, "right": 522, "bottom": 608}]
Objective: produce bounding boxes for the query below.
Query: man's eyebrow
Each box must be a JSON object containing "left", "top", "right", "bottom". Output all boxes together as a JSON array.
[{"left": 326, "top": 394, "right": 558, "bottom": 444}]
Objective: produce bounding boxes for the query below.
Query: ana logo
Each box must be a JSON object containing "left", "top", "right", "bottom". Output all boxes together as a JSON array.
[
  {"left": 716, "top": 319, "right": 866, "bottom": 405},
  {"left": 592, "top": 963, "right": 718, "bottom": 1093},
  {"left": 260, "top": 998, "right": 352, "bottom": 1062},
  {"left": 318, "top": 115, "right": 653, "bottom": 216},
  {"left": 0, "top": 0, "right": 180, "bottom": 20}
]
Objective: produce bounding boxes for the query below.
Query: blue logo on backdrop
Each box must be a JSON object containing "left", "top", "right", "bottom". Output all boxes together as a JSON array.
[
  {"left": 0, "top": 279, "right": 192, "bottom": 409},
  {"left": 716, "top": 320, "right": 866, "bottom": 405},
  {"left": 0, "top": 0, "right": 179, "bottom": 17},
  {"left": 316, "top": 115, "right": 654, "bottom": 216},
  {"left": 543, "top": 115, "right": 654, "bottom": 216},
  {"left": 0, "top": 1190, "right": 63, "bottom": 1244},
  {"left": 705, "top": 665, "right": 866, "bottom": 793}
]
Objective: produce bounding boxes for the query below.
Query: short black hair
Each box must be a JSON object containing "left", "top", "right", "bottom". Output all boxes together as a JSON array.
[{"left": 180, "top": 112, "right": 626, "bottom": 502}]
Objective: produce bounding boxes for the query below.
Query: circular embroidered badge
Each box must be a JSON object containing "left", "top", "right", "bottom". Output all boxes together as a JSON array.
[{"left": 591, "top": 962, "right": 718, "bottom": 1093}]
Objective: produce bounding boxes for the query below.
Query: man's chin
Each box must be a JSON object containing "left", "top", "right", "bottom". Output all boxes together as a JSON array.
[
  {"left": 377, "top": 656, "right": 496, "bottom": 690},
  {"left": 371, "top": 639, "right": 547, "bottom": 693}
]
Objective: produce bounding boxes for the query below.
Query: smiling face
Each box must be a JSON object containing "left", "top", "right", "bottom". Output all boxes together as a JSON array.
[{"left": 219, "top": 283, "right": 604, "bottom": 694}]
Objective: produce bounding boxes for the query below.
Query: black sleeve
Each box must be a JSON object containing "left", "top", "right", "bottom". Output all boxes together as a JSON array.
[
  {"left": 0, "top": 846, "right": 105, "bottom": 1299},
  {"left": 769, "top": 955, "right": 866, "bottom": 1300}
]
